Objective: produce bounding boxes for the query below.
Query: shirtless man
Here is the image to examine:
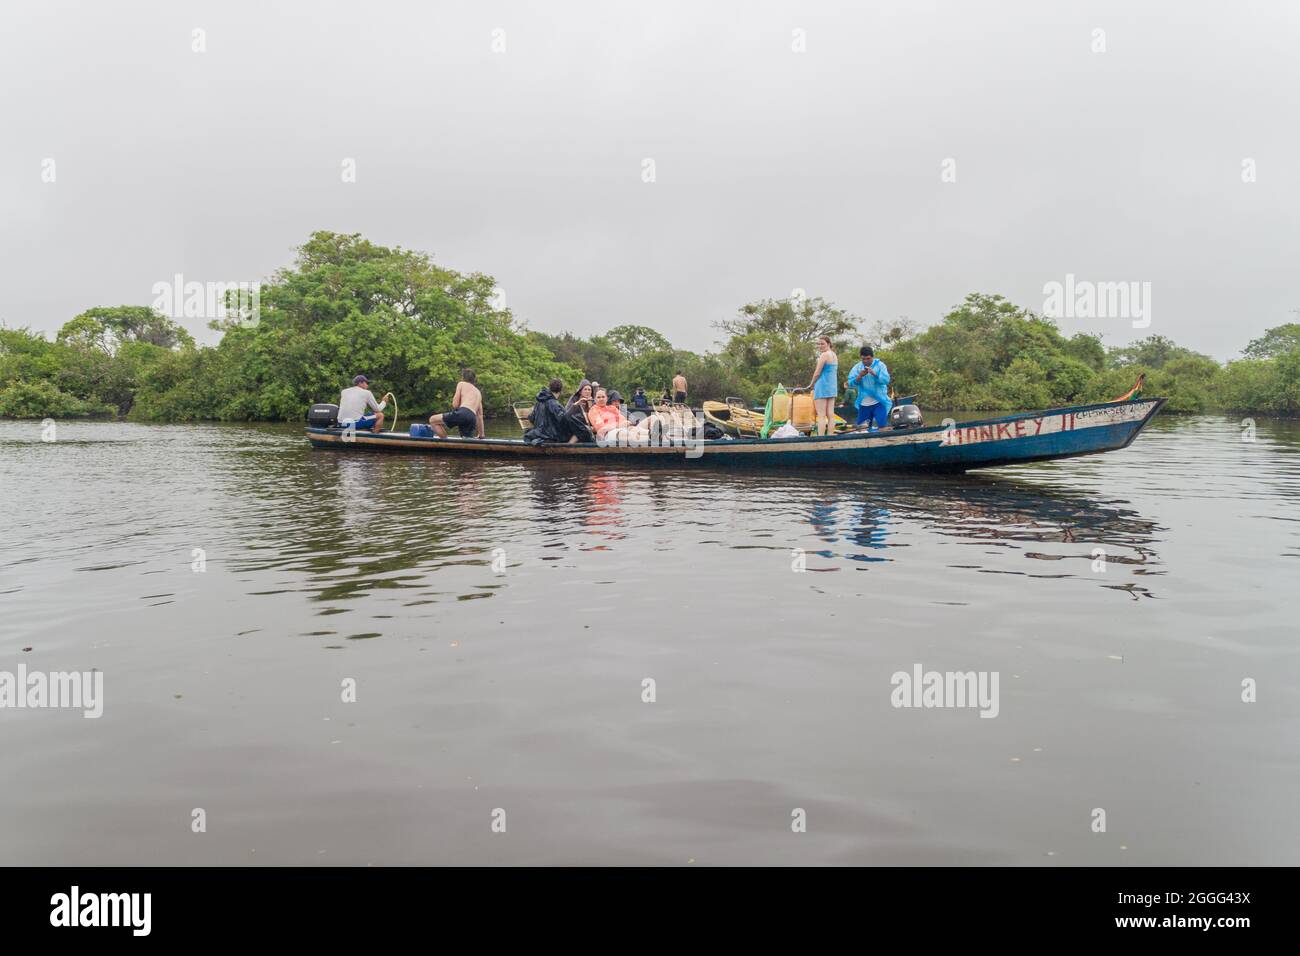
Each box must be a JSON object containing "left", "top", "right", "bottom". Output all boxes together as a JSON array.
[
  {"left": 672, "top": 371, "right": 688, "bottom": 404},
  {"left": 429, "top": 368, "right": 485, "bottom": 438}
]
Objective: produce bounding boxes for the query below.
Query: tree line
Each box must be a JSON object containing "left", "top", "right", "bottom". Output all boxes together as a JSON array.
[{"left": 2, "top": 231, "right": 1297, "bottom": 420}]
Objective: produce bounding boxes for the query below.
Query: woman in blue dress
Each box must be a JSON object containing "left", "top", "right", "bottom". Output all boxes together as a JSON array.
[{"left": 806, "top": 335, "right": 839, "bottom": 436}]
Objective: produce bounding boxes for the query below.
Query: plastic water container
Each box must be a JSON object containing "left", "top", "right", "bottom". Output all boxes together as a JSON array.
[
  {"left": 769, "top": 386, "right": 791, "bottom": 421},
  {"left": 409, "top": 423, "right": 434, "bottom": 438},
  {"left": 790, "top": 391, "right": 815, "bottom": 428}
]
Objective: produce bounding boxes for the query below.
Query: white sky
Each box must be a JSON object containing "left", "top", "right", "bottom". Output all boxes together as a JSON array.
[{"left": 2, "top": 0, "right": 1297, "bottom": 359}]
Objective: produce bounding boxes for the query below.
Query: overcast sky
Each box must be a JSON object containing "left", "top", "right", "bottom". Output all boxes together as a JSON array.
[{"left": 2, "top": 0, "right": 1296, "bottom": 360}]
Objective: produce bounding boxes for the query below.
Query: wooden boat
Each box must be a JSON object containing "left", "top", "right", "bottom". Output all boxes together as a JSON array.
[
  {"left": 702, "top": 398, "right": 765, "bottom": 436},
  {"left": 307, "top": 397, "right": 1166, "bottom": 473},
  {"left": 704, "top": 395, "right": 855, "bottom": 436}
]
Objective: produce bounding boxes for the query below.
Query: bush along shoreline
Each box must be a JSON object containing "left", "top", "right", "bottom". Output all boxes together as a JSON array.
[{"left": 3, "top": 232, "right": 1298, "bottom": 421}]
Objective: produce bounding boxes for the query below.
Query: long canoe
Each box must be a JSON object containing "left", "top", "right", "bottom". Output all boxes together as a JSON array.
[{"left": 306, "top": 397, "right": 1165, "bottom": 473}]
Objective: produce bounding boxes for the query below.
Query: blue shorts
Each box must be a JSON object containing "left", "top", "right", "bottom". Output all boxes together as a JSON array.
[
  {"left": 342, "top": 414, "right": 379, "bottom": 431},
  {"left": 856, "top": 403, "right": 889, "bottom": 429}
]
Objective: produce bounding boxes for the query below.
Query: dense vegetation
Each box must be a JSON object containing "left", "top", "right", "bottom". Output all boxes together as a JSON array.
[{"left": 2, "top": 232, "right": 1297, "bottom": 420}]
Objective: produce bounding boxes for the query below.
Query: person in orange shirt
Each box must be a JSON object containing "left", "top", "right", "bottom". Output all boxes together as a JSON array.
[
  {"left": 587, "top": 387, "right": 623, "bottom": 435},
  {"left": 588, "top": 388, "right": 652, "bottom": 445}
]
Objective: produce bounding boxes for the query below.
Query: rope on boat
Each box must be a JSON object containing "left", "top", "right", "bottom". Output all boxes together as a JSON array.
[{"left": 382, "top": 392, "right": 398, "bottom": 433}]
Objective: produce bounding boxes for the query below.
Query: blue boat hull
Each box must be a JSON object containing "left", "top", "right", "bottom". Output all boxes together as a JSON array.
[{"left": 306, "top": 398, "right": 1164, "bottom": 473}]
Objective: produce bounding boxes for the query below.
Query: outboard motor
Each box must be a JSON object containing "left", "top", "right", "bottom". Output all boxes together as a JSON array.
[
  {"left": 888, "top": 403, "right": 923, "bottom": 429},
  {"left": 306, "top": 403, "right": 339, "bottom": 428}
]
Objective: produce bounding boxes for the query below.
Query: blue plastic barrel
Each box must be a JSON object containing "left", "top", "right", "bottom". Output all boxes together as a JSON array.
[{"left": 409, "top": 423, "right": 434, "bottom": 438}]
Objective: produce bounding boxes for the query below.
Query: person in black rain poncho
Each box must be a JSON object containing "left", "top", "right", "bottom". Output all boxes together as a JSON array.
[{"left": 523, "top": 379, "right": 592, "bottom": 444}]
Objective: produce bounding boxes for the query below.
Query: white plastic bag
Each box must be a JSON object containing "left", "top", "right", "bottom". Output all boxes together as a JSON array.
[{"left": 770, "top": 423, "right": 800, "bottom": 439}]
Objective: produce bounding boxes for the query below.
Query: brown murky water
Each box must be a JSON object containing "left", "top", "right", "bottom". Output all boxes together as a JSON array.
[{"left": 1, "top": 413, "right": 1297, "bottom": 865}]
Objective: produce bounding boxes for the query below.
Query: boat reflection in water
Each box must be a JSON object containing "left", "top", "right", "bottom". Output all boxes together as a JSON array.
[
  {"left": 242, "top": 451, "right": 1164, "bottom": 607},
  {"left": 795, "top": 472, "right": 1160, "bottom": 592}
]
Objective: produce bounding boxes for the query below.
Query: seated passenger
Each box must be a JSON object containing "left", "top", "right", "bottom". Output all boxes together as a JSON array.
[
  {"left": 567, "top": 381, "right": 593, "bottom": 414},
  {"left": 523, "top": 379, "right": 586, "bottom": 444},
  {"left": 337, "top": 374, "right": 386, "bottom": 430},
  {"left": 628, "top": 386, "right": 653, "bottom": 423},
  {"left": 565, "top": 383, "right": 596, "bottom": 441},
  {"left": 587, "top": 388, "right": 622, "bottom": 437},
  {"left": 589, "top": 388, "right": 654, "bottom": 445},
  {"left": 429, "top": 367, "right": 484, "bottom": 438}
]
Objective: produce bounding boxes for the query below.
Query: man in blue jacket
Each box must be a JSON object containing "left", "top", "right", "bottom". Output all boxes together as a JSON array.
[{"left": 846, "top": 346, "right": 892, "bottom": 430}]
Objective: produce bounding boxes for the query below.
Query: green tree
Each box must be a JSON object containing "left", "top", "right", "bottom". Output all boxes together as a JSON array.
[
  {"left": 715, "top": 295, "right": 860, "bottom": 396},
  {"left": 527, "top": 331, "right": 619, "bottom": 388},
  {"left": 604, "top": 324, "right": 672, "bottom": 359},
  {"left": 1220, "top": 351, "right": 1300, "bottom": 415},
  {"left": 57, "top": 306, "right": 194, "bottom": 353},
  {"left": 1107, "top": 334, "right": 1207, "bottom": 370},
  {"left": 133, "top": 231, "right": 580, "bottom": 421},
  {"left": 1242, "top": 322, "right": 1300, "bottom": 360},
  {"left": 0, "top": 327, "right": 62, "bottom": 386},
  {"left": 11, "top": 238, "right": 1300, "bottom": 421},
  {"left": 51, "top": 308, "right": 192, "bottom": 415},
  {"left": 887, "top": 294, "right": 1097, "bottom": 408},
  {"left": 0, "top": 327, "right": 115, "bottom": 417},
  {"left": 0, "top": 379, "right": 108, "bottom": 418},
  {"left": 599, "top": 324, "right": 677, "bottom": 395},
  {"left": 865, "top": 317, "right": 919, "bottom": 348},
  {"left": 1063, "top": 332, "right": 1105, "bottom": 371}
]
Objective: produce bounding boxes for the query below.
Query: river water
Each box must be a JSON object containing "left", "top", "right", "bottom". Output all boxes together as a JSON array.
[{"left": 1, "top": 413, "right": 1297, "bottom": 865}]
